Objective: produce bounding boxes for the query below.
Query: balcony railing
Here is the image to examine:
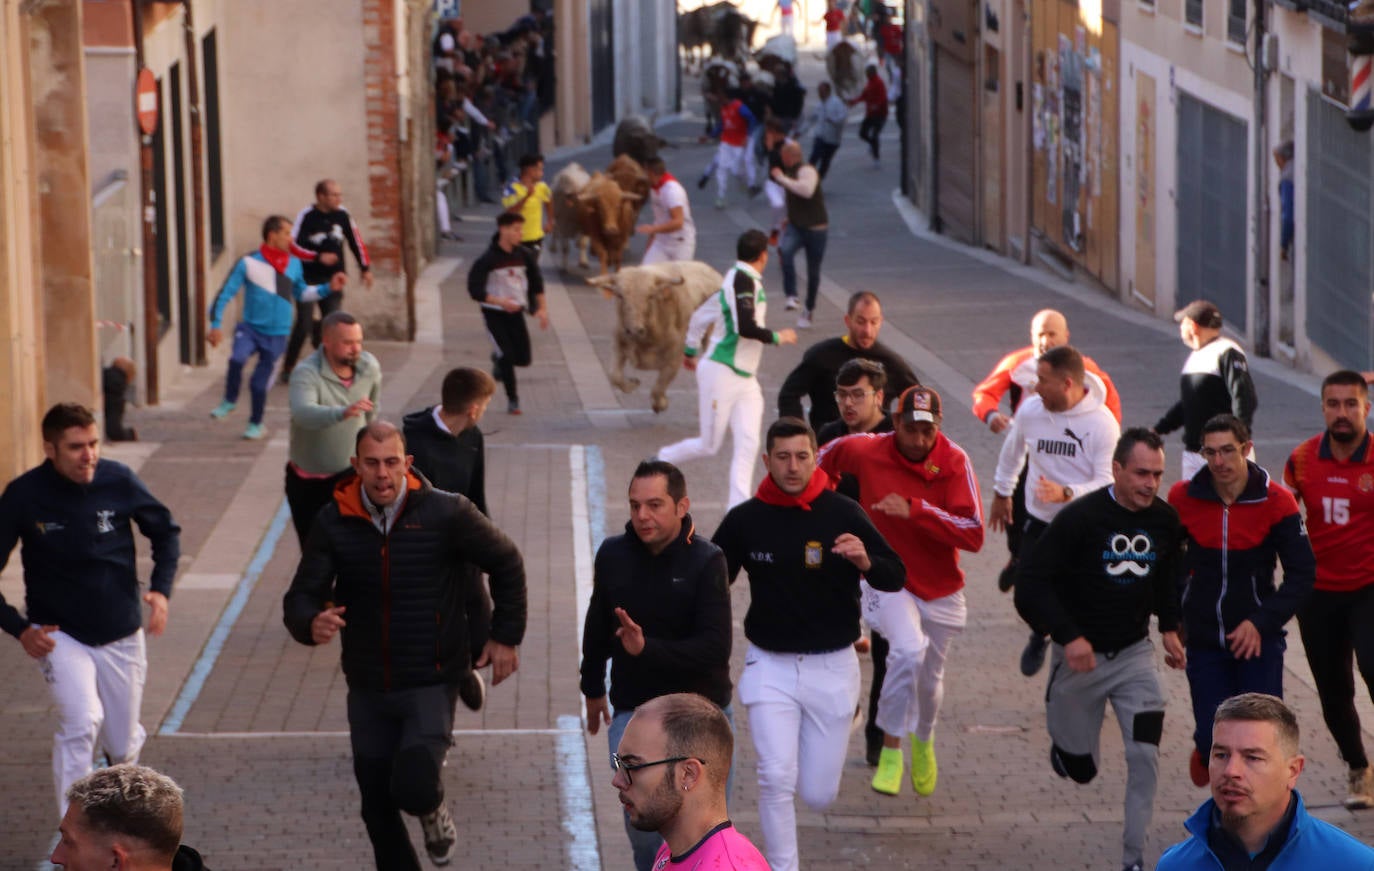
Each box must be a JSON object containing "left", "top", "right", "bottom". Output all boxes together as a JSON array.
[{"left": 1274, "top": 0, "right": 1349, "bottom": 31}]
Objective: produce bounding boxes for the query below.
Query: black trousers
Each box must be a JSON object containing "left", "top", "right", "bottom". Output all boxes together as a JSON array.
[
  {"left": 1005, "top": 463, "right": 1031, "bottom": 557},
  {"left": 284, "top": 463, "right": 352, "bottom": 549},
  {"left": 1016, "top": 515, "right": 1051, "bottom": 634},
  {"left": 349, "top": 683, "right": 459, "bottom": 871},
  {"left": 282, "top": 288, "right": 345, "bottom": 374},
  {"left": 810, "top": 139, "right": 840, "bottom": 179},
  {"left": 1298, "top": 586, "right": 1374, "bottom": 770},
  {"left": 865, "top": 631, "right": 890, "bottom": 747},
  {"left": 858, "top": 115, "right": 887, "bottom": 159},
  {"left": 482, "top": 308, "right": 532, "bottom": 402}
]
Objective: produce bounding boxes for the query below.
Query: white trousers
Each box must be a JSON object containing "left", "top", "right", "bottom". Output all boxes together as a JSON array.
[
  {"left": 737, "top": 643, "right": 860, "bottom": 871},
  {"left": 715, "top": 141, "right": 755, "bottom": 198},
  {"left": 642, "top": 232, "right": 696, "bottom": 265},
  {"left": 826, "top": 30, "right": 842, "bottom": 49},
  {"left": 41, "top": 629, "right": 147, "bottom": 817},
  {"left": 862, "top": 583, "right": 966, "bottom": 741},
  {"left": 436, "top": 181, "right": 452, "bottom": 235},
  {"left": 658, "top": 359, "right": 763, "bottom": 508}
]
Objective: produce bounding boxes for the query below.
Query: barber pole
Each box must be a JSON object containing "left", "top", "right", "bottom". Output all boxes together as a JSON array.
[{"left": 1349, "top": 54, "right": 1374, "bottom": 131}]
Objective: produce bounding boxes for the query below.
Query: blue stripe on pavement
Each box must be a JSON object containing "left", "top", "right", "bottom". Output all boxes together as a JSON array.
[
  {"left": 158, "top": 500, "right": 291, "bottom": 735},
  {"left": 555, "top": 713, "right": 602, "bottom": 870},
  {"left": 586, "top": 444, "right": 606, "bottom": 547}
]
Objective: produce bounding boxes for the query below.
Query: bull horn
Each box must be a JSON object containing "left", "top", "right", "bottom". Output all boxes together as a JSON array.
[{"left": 620, "top": 192, "right": 644, "bottom": 202}]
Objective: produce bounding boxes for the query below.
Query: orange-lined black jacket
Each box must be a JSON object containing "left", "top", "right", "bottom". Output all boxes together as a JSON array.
[{"left": 283, "top": 470, "right": 526, "bottom": 691}]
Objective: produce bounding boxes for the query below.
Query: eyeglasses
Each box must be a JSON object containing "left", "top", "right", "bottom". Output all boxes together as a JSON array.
[
  {"left": 611, "top": 753, "right": 704, "bottom": 786},
  {"left": 1199, "top": 444, "right": 1242, "bottom": 460},
  {"left": 833, "top": 389, "right": 875, "bottom": 404}
]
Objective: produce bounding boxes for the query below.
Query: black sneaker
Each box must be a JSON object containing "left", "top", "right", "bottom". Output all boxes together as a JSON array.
[
  {"left": 865, "top": 727, "right": 884, "bottom": 767},
  {"left": 459, "top": 669, "right": 485, "bottom": 712},
  {"left": 420, "top": 802, "right": 457, "bottom": 865},
  {"left": 1020, "top": 632, "right": 1048, "bottom": 676},
  {"left": 997, "top": 558, "right": 1019, "bottom": 592},
  {"left": 697, "top": 174, "right": 710, "bottom": 190}
]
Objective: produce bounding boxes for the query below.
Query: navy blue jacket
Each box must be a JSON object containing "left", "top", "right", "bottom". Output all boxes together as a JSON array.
[
  {"left": 0, "top": 460, "right": 180, "bottom": 646},
  {"left": 1158, "top": 792, "right": 1374, "bottom": 870}
]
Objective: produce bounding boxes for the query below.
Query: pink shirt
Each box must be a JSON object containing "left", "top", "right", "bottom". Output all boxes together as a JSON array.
[{"left": 652, "top": 823, "right": 769, "bottom": 871}]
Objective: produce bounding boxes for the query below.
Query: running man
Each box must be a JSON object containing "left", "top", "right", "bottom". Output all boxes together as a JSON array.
[
  {"left": 818, "top": 386, "right": 984, "bottom": 797},
  {"left": 658, "top": 230, "right": 797, "bottom": 509}
]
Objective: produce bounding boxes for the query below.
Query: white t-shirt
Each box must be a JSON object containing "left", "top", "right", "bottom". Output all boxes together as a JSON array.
[{"left": 650, "top": 178, "right": 695, "bottom": 238}]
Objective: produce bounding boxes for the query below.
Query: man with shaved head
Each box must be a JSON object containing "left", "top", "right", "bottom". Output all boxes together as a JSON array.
[
  {"left": 284, "top": 420, "right": 528, "bottom": 869},
  {"left": 771, "top": 140, "right": 829, "bottom": 329},
  {"left": 973, "top": 309, "right": 1121, "bottom": 593}
]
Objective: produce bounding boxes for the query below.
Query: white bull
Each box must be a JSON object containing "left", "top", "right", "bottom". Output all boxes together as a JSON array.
[
  {"left": 587, "top": 261, "right": 723, "bottom": 413},
  {"left": 550, "top": 162, "right": 591, "bottom": 270}
]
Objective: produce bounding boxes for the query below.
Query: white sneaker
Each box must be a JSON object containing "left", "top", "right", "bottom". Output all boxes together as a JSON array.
[
  {"left": 785, "top": 296, "right": 800, "bottom": 310},
  {"left": 420, "top": 802, "right": 457, "bottom": 865},
  {"left": 797, "top": 311, "right": 813, "bottom": 329},
  {"left": 1346, "top": 767, "right": 1374, "bottom": 809}
]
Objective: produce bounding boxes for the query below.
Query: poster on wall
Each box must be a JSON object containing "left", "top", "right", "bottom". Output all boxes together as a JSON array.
[{"left": 1060, "top": 33, "right": 1083, "bottom": 250}]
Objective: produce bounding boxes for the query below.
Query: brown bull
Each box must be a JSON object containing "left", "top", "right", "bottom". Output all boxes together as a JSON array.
[
  {"left": 587, "top": 261, "right": 723, "bottom": 413},
  {"left": 575, "top": 172, "right": 642, "bottom": 275}
]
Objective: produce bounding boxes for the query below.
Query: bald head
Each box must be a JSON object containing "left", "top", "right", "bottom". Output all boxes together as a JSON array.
[
  {"left": 1031, "top": 309, "right": 1069, "bottom": 356},
  {"left": 781, "top": 140, "right": 804, "bottom": 168}
]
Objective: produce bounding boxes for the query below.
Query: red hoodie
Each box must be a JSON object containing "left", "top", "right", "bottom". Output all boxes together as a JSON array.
[
  {"left": 854, "top": 73, "right": 889, "bottom": 119},
  {"left": 819, "top": 431, "right": 984, "bottom": 600}
]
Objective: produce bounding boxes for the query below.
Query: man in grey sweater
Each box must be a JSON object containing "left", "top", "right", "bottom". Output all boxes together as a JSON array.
[{"left": 286, "top": 311, "right": 383, "bottom": 546}]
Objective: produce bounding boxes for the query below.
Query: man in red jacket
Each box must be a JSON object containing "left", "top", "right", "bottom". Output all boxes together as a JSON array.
[
  {"left": 849, "top": 64, "right": 889, "bottom": 165},
  {"left": 819, "top": 386, "right": 985, "bottom": 797}
]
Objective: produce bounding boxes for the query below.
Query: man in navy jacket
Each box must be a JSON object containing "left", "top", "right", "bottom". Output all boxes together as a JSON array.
[{"left": 0, "top": 403, "right": 181, "bottom": 818}]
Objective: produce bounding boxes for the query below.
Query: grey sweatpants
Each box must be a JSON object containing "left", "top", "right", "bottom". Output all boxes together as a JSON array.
[{"left": 1045, "top": 638, "right": 1165, "bottom": 869}]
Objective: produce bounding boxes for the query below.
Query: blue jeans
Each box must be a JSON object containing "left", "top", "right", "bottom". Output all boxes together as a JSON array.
[
  {"left": 608, "top": 703, "right": 737, "bottom": 871},
  {"left": 1185, "top": 636, "right": 1286, "bottom": 757},
  {"left": 224, "top": 323, "right": 287, "bottom": 425},
  {"left": 779, "top": 224, "right": 828, "bottom": 312}
]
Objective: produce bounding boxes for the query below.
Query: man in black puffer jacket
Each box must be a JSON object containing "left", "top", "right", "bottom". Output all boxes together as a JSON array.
[{"left": 284, "top": 421, "right": 526, "bottom": 871}]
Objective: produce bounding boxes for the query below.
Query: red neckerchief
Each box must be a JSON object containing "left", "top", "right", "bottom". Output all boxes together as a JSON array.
[
  {"left": 259, "top": 244, "right": 290, "bottom": 275},
  {"left": 653, "top": 171, "right": 677, "bottom": 191},
  {"left": 755, "top": 467, "right": 831, "bottom": 510}
]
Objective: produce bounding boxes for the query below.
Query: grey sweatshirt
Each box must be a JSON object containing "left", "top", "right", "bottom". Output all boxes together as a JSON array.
[{"left": 287, "top": 347, "right": 382, "bottom": 474}]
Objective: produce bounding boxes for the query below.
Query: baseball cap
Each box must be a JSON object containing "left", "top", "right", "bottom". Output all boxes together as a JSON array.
[
  {"left": 1174, "top": 299, "right": 1223, "bottom": 329},
  {"left": 896, "top": 386, "right": 941, "bottom": 423}
]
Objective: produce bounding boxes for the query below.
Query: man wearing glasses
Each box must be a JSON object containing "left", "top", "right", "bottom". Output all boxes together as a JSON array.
[
  {"left": 580, "top": 461, "right": 733, "bottom": 871},
  {"left": 777, "top": 291, "right": 918, "bottom": 432},
  {"left": 612, "top": 693, "right": 768, "bottom": 870},
  {"left": 1168, "top": 414, "right": 1314, "bottom": 789}
]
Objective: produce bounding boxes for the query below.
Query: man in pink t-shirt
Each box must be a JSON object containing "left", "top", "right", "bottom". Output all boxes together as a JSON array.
[{"left": 613, "top": 694, "right": 768, "bottom": 871}]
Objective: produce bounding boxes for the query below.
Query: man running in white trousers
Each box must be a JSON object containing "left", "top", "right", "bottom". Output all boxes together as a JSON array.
[
  {"left": 658, "top": 230, "right": 797, "bottom": 509},
  {"left": 712, "top": 417, "right": 906, "bottom": 871},
  {"left": 0, "top": 403, "right": 181, "bottom": 818}
]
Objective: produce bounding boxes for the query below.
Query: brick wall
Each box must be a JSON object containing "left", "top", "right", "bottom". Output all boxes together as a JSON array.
[{"left": 361, "top": 0, "right": 401, "bottom": 277}]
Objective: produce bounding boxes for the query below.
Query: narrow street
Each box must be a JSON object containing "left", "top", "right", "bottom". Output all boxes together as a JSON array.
[{"left": 4, "top": 56, "right": 1370, "bottom": 870}]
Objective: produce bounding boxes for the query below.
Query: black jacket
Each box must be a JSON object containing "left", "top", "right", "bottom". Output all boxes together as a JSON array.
[
  {"left": 579, "top": 515, "right": 732, "bottom": 710},
  {"left": 402, "top": 407, "right": 487, "bottom": 516},
  {"left": 291, "top": 205, "right": 371, "bottom": 285},
  {"left": 283, "top": 470, "right": 526, "bottom": 691},
  {"left": 1015, "top": 487, "right": 1184, "bottom": 653},
  {"left": 1155, "top": 336, "right": 1258, "bottom": 452},
  {"left": 712, "top": 488, "right": 905, "bottom": 653},
  {"left": 467, "top": 237, "right": 545, "bottom": 312},
  {"left": 172, "top": 846, "right": 209, "bottom": 871},
  {"left": 777, "top": 337, "right": 920, "bottom": 431},
  {"left": 0, "top": 460, "right": 180, "bottom": 646}
]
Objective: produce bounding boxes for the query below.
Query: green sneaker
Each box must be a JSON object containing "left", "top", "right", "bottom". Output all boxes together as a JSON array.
[
  {"left": 243, "top": 422, "right": 265, "bottom": 440},
  {"left": 209, "top": 400, "right": 235, "bottom": 419},
  {"left": 871, "top": 746, "right": 904, "bottom": 795},
  {"left": 911, "top": 735, "right": 938, "bottom": 796}
]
